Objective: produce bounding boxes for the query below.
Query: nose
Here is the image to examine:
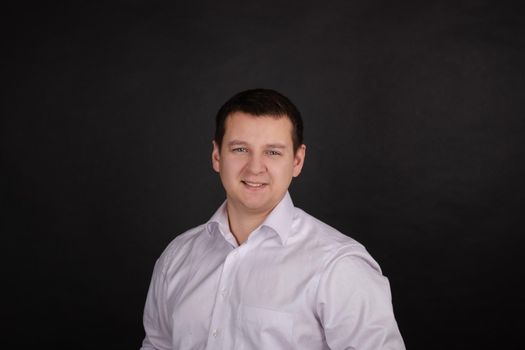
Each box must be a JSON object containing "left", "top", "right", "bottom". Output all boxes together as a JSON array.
[{"left": 246, "top": 153, "right": 267, "bottom": 175}]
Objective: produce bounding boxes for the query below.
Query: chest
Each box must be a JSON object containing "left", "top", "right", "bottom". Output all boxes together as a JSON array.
[{"left": 165, "top": 243, "right": 325, "bottom": 349}]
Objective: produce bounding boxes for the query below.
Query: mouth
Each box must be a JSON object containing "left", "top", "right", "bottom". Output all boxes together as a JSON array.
[{"left": 241, "top": 180, "right": 268, "bottom": 189}]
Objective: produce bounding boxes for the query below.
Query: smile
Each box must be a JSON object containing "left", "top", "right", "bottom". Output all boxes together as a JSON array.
[{"left": 241, "top": 180, "right": 267, "bottom": 188}]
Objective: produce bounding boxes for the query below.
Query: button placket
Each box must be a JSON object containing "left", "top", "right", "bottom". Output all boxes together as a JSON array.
[{"left": 206, "top": 248, "right": 242, "bottom": 348}]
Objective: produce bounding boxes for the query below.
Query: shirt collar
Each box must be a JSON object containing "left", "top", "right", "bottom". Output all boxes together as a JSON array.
[
  {"left": 261, "top": 192, "right": 295, "bottom": 245},
  {"left": 206, "top": 192, "right": 295, "bottom": 246},
  {"left": 206, "top": 201, "right": 230, "bottom": 238}
]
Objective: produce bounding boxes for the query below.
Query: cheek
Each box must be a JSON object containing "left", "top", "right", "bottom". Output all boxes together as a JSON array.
[
  {"left": 221, "top": 158, "right": 244, "bottom": 178},
  {"left": 270, "top": 163, "right": 295, "bottom": 182}
]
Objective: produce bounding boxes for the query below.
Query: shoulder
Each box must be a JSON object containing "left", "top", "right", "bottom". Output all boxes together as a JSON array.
[
  {"left": 292, "top": 207, "right": 382, "bottom": 274},
  {"left": 163, "top": 223, "right": 207, "bottom": 252},
  {"left": 292, "top": 207, "right": 362, "bottom": 251},
  {"left": 155, "top": 223, "right": 209, "bottom": 273}
]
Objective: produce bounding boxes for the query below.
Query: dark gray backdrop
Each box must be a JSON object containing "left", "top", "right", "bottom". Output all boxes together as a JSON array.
[{"left": 3, "top": 1, "right": 524, "bottom": 349}]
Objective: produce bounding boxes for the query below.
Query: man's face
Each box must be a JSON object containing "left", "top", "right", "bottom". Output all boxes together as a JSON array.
[{"left": 212, "top": 112, "right": 306, "bottom": 217}]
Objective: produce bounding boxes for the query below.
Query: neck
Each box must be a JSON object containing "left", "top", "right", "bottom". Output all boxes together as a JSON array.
[{"left": 226, "top": 204, "right": 272, "bottom": 245}]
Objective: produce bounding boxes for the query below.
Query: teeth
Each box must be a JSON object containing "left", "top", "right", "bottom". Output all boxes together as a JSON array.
[{"left": 244, "top": 181, "right": 264, "bottom": 187}]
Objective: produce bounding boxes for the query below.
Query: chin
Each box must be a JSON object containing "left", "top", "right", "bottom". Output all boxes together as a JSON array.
[
  {"left": 238, "top": 197, "right": 272, "bottom": 211},
  {"left": 242, "top": 201, "right": 269, "bottom": 212}
]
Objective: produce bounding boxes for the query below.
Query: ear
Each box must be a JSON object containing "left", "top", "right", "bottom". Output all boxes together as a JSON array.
[
  {"left": 212, "top": 140, "right": 221, "bottom": 173},
  {"left": 292, "top": 144, "right": 306, "bottom": 177}
]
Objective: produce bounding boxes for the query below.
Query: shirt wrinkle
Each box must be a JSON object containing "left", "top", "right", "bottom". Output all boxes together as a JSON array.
[
  {"left": 313, "top": 244, "right": 370, "bottom": 315},
  {"left": 141, "top": 194, "right": 405, "bottom": 350}
]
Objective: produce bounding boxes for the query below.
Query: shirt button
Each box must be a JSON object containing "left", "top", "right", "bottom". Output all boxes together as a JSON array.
[
  {"left": 221, "top": 288, "right": 227, "bottom": 297},
  {"left": 232, "top": 250, "right": 238, "bottom": 257},
  {"left": 212, "top": 329, "right": 219, "bottom": 337}
]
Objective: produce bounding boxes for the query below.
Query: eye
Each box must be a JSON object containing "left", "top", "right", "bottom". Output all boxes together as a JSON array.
[
  {"left": 232, "top": 147, "right": 248, "bottom": 153},
  {"left": 266, "top": 150, "right": 282, "bottom": 156}
]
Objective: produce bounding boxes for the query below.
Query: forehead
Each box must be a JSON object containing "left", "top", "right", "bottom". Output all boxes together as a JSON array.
[{"left": 224, "top": 112, "right": 294, "bottom": 144}]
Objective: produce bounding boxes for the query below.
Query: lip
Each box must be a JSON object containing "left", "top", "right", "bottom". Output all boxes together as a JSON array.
[{"left": 241, "top": 180, "right": 268, "bottom": 189}]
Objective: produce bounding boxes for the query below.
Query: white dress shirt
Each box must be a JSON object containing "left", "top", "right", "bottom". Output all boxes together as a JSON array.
[{"left": 141, "top": 192, "right": 405, "bottom": 349}]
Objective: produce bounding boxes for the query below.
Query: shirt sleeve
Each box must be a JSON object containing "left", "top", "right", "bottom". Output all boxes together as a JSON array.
[
  {"left": 140, "top": 256, "right": 172, "bottom": 350},
  {"left": 315, "top": 248, "right": 406, "bottom": 350}
]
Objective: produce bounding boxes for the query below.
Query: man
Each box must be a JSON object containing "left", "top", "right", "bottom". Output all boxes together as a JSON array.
[{"left": 141, "top": 89, "right": 405, "bottom": 349}]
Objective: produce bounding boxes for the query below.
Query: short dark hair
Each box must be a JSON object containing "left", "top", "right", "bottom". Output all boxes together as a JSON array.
[{"left": 214, "top": 88, "right": 304, "bottom": 153}]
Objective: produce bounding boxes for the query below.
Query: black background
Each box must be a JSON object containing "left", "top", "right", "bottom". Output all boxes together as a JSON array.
[{"left": 3, "top": 1, "right": 525, "bottom": 349}]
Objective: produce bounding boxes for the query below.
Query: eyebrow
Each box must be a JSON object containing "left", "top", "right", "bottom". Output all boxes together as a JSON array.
[
  {"left": 227, "top": 140, "right": 247, "bottom": 146},
  {"left": 266, "top": 143, "right": 286, "bottom": 149},
  {"left": 227, "top": 140, "right": 287, "bottom": 149}
]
